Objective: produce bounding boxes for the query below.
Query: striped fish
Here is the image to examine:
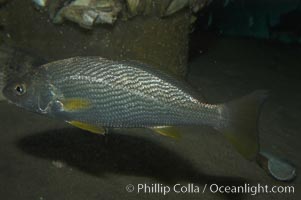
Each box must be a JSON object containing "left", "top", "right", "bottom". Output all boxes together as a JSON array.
[{"left": 3, "top": 56, "right": 267, "bottom": 160}]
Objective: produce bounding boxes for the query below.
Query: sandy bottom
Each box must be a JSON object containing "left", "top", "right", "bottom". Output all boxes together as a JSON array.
[{"left": 0, "top": 38, "right": 299, "bottom": 200}]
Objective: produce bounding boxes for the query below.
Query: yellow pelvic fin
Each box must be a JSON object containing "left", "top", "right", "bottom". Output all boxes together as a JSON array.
[
  {"left": 150, "top": 126, "right": 181, "bottom": 139},
  {"left": 61, "top": 98, "right": 91, "bottom": 111},
  {"left": 68, "top": 121, "right": 106, "bottom": 135}
]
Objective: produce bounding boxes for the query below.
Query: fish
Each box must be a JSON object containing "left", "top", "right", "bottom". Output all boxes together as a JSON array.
[{"left": 3, "top": 56, "right": 267, "bottom": 161}]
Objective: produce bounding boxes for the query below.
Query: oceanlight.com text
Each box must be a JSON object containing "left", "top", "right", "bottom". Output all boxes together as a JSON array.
[{"left": 125, "top": 183, "right": 295, "bottom": 196}]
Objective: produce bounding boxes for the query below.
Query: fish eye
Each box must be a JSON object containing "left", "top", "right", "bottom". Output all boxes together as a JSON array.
[{"left": 14, "top": 84, "right": 26, "bottom": 96}]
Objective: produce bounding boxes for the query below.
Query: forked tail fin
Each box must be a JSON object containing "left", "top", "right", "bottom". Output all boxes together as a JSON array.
[{"left": 217, "top": 90, "right": 268, "bottom": 161}]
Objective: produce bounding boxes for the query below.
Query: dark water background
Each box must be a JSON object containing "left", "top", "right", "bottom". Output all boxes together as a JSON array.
[{"left": 0, "top": 0, "right": 300, "bottom": 199}]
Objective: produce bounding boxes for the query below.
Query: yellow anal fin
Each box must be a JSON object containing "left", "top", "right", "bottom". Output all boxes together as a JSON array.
[
  {"left": 61, "top": 98, "right": 91, "bottom": 112},
  {"left": 150, "top": 126, "right": 181, "bottom": 139},
  {"left": 68, "top": 121, "right": 106, "bottom": 135}
]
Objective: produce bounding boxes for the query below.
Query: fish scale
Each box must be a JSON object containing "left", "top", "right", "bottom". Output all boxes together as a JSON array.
[{"left": 40, "top": 57, "right": 222, "bottom": 128}]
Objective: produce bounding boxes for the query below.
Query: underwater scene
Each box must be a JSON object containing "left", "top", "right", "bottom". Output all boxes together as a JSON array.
[{"left": 0, "top": 0, "right": 300, "bottom": 199}]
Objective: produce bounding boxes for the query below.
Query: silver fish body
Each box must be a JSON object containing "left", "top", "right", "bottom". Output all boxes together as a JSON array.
[
  {"left": 3, "top": 56, "right": 267, "bottom": 160},
  {"left": 33, "top": 57, "right": 222, "bottom": 128}
]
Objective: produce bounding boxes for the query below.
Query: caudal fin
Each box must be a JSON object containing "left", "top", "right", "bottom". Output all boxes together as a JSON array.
[{"left": 217, "top": 90, "right": 268, "bottom": 161}]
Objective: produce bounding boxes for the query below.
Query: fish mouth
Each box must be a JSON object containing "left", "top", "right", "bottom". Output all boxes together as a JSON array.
[
  {"left": 5, "top": 98, "right": 23, "bottom": 109},
  {"left": 5, "top": 99, "right": 14, "bottom": 105},
  {"left": 2, "top": 81, "right": 14, "bottom": 100}
]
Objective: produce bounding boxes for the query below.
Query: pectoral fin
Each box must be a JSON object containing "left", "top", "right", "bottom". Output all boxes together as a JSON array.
[
  {"left": 150, "top": 126, "right": 181, "bottom": 139},
  {"left": 68, "top": 121, "right": 106, "bottom": 135},
  {"left": 61, "top": 98, "right": 91, "bottom": 112}
]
